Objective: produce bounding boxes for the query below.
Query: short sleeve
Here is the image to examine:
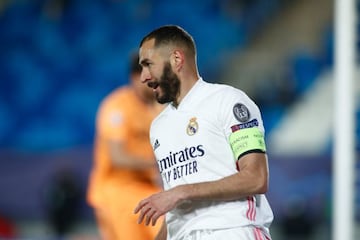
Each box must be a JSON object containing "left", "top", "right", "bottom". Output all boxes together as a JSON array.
[
  {"left": 96, "top": 98, "right": 127, "bottom": 141},
  {"left": 219, "top": 87, "right": 266, "bottom": 159}
]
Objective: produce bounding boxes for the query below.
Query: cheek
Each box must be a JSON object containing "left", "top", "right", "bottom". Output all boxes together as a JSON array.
[{"left": 152, "top": 67, "right": 163, "bottom": 78}]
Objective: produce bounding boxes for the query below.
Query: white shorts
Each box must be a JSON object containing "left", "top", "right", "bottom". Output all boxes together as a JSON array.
[{"left": 181, "top": 226, "right": 271, "bottom": 240}]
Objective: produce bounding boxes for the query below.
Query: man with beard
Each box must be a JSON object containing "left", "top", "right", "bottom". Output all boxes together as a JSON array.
[
  {"left": 87, "top": 53, "right": 163, "bottom": 240},
  {"left": 134, "top": 25, "right": 273, "bottom": 240}
]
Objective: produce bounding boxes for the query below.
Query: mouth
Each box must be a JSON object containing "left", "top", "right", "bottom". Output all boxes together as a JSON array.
[{"left": 147, "top": 82, "right": 159, "bottom": 91}]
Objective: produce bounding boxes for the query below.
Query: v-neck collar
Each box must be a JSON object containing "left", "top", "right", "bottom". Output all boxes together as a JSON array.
[{"left": 170, "top": 77, "right": 204, "bottom": 111}]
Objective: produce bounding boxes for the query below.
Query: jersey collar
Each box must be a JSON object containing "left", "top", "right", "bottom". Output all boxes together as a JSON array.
[{"left": 171, "top": 77, "right": 205, "bottom": 110}]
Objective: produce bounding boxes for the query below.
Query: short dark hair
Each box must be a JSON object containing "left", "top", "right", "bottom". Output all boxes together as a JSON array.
[
  {"left": 130, "top": 53, "right": 142, "bottom": 74},
  {"left": 140, "top": 25, "right": 196, "bottom": 57}
]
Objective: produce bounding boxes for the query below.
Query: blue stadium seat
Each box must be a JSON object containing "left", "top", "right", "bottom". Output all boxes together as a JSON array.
[
  {"left": 12, "top": 119, "right": 82, "bottom": 151},
  {"left": 291, "top": 51, "right": 323, "bottom": 95},
  {"left": 0, "top": 0, "right": 279, "bottom": 150},
  {"left": 0, "top": 101, "right": 14, "bottom": 146}
]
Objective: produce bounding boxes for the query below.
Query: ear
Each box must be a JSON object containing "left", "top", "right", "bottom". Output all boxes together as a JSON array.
[{"left": 170, "top": 50, "right": 184, "bottom": 72}]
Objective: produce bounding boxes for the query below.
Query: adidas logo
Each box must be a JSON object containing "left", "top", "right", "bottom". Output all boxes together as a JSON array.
[{"left": 153, "top": 139, "right": 160, "bottom": 150}]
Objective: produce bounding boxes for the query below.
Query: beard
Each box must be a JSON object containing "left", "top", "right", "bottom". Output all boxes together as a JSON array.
[{"left": 154, "top": 62, "right": 181, "bottom": 106}]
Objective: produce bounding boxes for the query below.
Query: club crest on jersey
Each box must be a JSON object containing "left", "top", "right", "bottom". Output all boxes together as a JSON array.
[
  {"left": 186, "top": 117, "right": 198, "bottom": 136},
  {"left": 233, "top": 103, "right": 250, "bottom": 122}
]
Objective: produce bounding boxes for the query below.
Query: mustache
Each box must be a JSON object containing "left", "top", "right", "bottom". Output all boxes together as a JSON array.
[{"left": 147, "top": 81, "right": 159, "bottom": 89}]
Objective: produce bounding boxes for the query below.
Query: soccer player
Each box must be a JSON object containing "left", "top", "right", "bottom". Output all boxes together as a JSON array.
[
  {"left": 87, "top": 53, "right": 163, "bottom": 240},
  {"left": 134, "top": 25, "right": 274, "bottom": 240}
]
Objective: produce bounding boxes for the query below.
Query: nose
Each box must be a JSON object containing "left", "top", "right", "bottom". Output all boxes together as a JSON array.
[{"left": 140, "top": 68, "right": 151, "bottom": 83}]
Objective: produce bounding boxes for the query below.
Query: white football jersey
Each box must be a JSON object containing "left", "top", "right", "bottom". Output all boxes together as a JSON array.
[{"left": 150, "top": 79, "right": 273, "bottom": 240}]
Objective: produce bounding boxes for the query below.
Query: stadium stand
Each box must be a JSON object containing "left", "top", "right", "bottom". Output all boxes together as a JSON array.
[{"left": 0, "top": 0, "right": 279, "bottom": 151}]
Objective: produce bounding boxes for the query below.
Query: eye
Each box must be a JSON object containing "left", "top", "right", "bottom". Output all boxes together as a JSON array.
[{"left": 141, "top": 61, "right": 151, "bottom": 68}]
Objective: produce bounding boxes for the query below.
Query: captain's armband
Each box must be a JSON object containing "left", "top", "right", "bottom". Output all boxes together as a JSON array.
[{"left": 229, "top": 127, "right": 266, "bottom": 160}]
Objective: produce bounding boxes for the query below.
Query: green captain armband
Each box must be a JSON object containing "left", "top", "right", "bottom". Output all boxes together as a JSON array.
[{"left": 229, "top": 127, "right": 266, "bottom": 160}]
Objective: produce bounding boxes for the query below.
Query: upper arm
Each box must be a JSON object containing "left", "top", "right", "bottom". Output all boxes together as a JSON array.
[
  {"left": 237, "top": 152, "right": 269, "bottom": 178},
  {"left": 96, "top": 96, "right": 129, "bottom": 165},
  {"left": 96, "top": 97, "right": 128, "bottom": 141},
  {"left": 219, "top": 88, "right": 266, "bottom": 161},
  {"left": 218, "top": 88, "right": 269, "bottom": 192},
  {"left": 236, "top": 152, "right": 269, "bottom": 193},
  {"left": 108, "top": 139, "right": 125, "bottom": 161}
]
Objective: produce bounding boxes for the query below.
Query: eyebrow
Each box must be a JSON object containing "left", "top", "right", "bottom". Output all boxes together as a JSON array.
[{"left": 140, "top": 58, "right": 151, "bottom": 66}]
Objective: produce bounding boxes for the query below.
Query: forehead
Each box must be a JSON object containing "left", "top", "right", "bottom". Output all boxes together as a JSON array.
[
  {"left": 139, "top": 39, "right": 157, "bottom": 61},
  {"left": 139, "top": 38, "right": 173, "bottom": 63}
]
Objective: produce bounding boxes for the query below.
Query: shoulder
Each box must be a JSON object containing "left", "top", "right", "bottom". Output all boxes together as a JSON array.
[
  {"left": 205, "top": 81, "right": 262, "bottom": 123},
  {"left": 202, "top": 81, "right": 252, "bottom": 103},
  {"left": 96, "top": 87, "right": 132, "bottom": 120},
  {"left": 99, "top": 87, "right": 130, "bottom": 110}
]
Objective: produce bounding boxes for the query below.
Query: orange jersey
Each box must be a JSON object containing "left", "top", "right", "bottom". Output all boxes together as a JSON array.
[{"left": 87, "top": 86, "right": 161, "bottom": 208}]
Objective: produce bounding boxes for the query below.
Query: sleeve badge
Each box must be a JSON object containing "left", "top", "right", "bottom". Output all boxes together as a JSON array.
[{"left": 233, "top": 103, "right": 250, "bottom": 122}]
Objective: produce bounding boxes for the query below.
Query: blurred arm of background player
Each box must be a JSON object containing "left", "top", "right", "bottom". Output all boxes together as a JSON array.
[
  {"left": 108, "top": 140, "right": 158, "bottom": 171},
  {"left": 107, "top": 139, "right": 163, "bottom": 188}
]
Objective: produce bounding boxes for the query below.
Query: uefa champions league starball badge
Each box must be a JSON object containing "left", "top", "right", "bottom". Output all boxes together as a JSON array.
[
  {"left": 233, "top": 103, "right": 250, "bottom": 122},
  {"left": 186, "top": 117, "right": 198, "bottom": 136}
]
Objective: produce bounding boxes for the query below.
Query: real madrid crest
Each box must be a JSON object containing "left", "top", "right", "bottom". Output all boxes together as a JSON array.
[{"left": 186, "top": 117, "right": 199, "bottom": 136}]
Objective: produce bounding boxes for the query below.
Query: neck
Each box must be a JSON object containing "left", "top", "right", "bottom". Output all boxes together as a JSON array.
[{"left": 175, "top": 72, "right": 200, "bottom": 106}]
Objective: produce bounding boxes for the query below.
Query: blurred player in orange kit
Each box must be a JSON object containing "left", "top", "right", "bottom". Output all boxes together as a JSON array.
[{"left": 87, "top": 53, "right": 164, "bottom": 240}]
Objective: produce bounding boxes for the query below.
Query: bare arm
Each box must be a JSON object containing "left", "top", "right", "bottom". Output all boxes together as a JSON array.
[
  {"left": 183, "top": 153, "right": 269, "bottom": 201},
  {"left": 134, "top": 152, "right": 269, "bottom": 225},
  {"left": 109, "top": 140, "right": 157, "bottom": 170}
]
